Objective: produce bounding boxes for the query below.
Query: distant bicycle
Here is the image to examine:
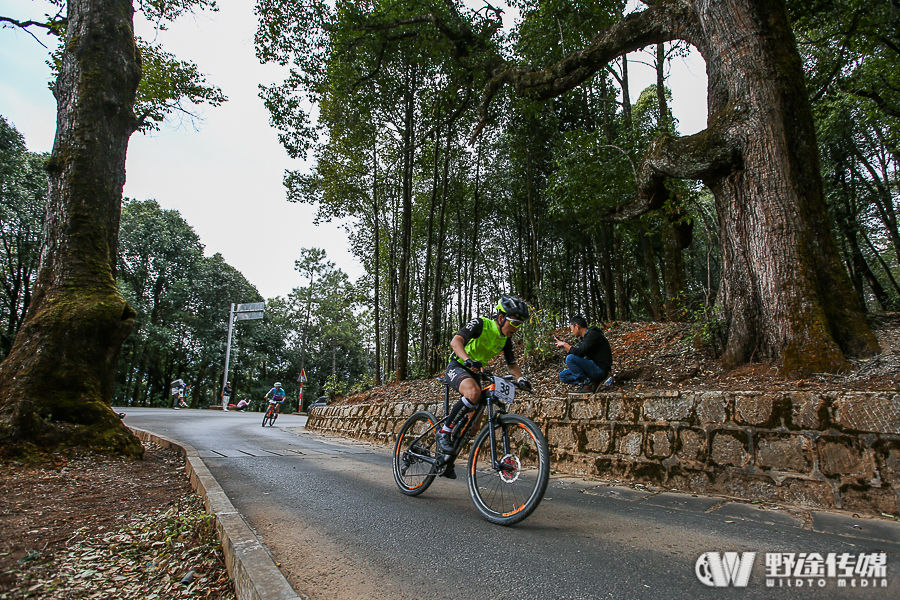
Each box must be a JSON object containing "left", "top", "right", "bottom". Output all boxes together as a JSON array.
[
  {"left": 393, "top": 367, "right": 549, "bottom": 525},
  {"left": 262, "top": 399, "right": 282, "bottom": 427}
]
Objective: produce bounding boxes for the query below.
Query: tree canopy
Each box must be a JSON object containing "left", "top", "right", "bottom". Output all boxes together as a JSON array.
[
  {"left": 1, "top": 0, "right": 897, "bottom": 461},
  {"left": 256, "top": 0, "right": 893, "bottom": 379}
]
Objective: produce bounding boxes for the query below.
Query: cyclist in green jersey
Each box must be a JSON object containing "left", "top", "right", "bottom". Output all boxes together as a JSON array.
[{"left": 436, "top": 296, "right": 532, "bottom": 477}]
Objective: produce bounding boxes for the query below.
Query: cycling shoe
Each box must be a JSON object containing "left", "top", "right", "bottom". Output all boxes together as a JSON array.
[{"left": 436, "top": 431, "right": 454, "bottom": 454}]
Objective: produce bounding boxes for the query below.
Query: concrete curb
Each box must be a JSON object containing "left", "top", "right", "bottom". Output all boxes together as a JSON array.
[{"left": 128, "top": 426, "right": 304, "bottom": 600}]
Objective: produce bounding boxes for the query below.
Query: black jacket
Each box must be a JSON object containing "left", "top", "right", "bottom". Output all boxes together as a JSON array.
[{"left": 568, "top": 326, "right": 612, "bottom": 373}]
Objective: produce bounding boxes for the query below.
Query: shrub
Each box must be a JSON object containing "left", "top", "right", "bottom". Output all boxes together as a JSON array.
[{"left": 520, "top": 307, "right": 564, "bottom": 368}]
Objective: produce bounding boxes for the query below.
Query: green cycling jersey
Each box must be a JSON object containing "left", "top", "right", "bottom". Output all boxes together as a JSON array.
[{"left": 450, "top": 316, "right": 514, "bottom": 366}]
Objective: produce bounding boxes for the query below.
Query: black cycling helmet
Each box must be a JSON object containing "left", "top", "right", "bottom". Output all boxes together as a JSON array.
[{"left": 496, "top": 295, "right": 530, "bottom": 321}]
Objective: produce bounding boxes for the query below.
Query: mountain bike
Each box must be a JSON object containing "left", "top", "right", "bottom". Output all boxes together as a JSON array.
[
  {"left": 392, "top": 367, "right": 550, "bottom": 526},
  {"left": 262, "top": 399, "right": 282, "bottom": 427}
]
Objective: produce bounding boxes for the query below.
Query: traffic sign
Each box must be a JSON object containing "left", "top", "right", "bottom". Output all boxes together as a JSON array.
[
  {"left": 237, "top": 302, "right": 265, "bottom": 312},
  {"left": 235, "top": 302, "right": 265, "bottom": 321}
]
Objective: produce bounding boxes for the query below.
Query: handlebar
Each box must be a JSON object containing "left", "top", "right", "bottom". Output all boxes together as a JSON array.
[{"left": 477, "top": 368, "right": 531, "bottom": 392}]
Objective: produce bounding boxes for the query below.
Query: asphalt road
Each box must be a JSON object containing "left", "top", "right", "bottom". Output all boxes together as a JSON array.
[{"left": 120, "top": 407, "right": 899, "bottom": 600}]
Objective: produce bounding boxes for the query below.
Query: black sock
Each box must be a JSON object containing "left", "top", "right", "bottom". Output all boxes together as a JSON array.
[{"left": 446, "top": 398, "right": 466, "bottom": 426}]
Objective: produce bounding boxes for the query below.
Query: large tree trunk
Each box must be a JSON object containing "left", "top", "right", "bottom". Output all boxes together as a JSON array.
[
  {"left": 0, "top": 0, "right": 142, "bottom": 457},
  {"left": 698, "top": 0, "right": 878, "bottom": 375},
  {"left": 475, "top": 0, "right": 878, "bottom": 376}
]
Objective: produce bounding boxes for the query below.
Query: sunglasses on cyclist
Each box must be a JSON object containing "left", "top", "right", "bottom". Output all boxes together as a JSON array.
[{"left": 507, "top": 317, "right": 525, "bottom": 328}]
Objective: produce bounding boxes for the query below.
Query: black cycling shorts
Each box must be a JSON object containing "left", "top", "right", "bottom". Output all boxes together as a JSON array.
[{"left": 445, "top": 361, "right": 476, "bottom": 395}]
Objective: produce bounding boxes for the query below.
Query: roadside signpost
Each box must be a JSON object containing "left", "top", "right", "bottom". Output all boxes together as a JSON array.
[
  {"left": 222, "top": 302, "right": 265, "bottom": 403},
  {"left": 298, "top": 369, "right": 307, "bottom": 412}
]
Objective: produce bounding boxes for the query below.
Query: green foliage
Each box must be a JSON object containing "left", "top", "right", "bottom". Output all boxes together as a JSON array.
[
  {"left": 249, "top": 0, "right": 895, "bottom": 378},
  {"left": 350, "top": 373, "right": 377, "bottom": 394},
  {"left": 133, "top": 38, "right": 227, "bottom": 132},
  {"left": 42, "top": 2, "right": 226, "bottom": 132},
  {"left": 0, "top": 117, "right": 47, "bottom": 359},
  {"left": 519, "top": 306, "right": 563, "bottom": 368},
  {"left": 789, "top": 0, "right": 900, "bottom": 310},
  {"left": 512, "top": 0, "right": 625, "bottom": 64},
  {"left": 681, "top": 302, "right": 724, "bottom": 353},
  {"left": 1, "top": 172, "right": 307, "bottom": 410},
  {"left": 547, "top": 129, "right": 636, "bottom": 220},
  {"left": 115, "top": 199, "right": 266, "bottom": 407},
  {"left": 322, "top": 373, "right": 349, "bottom": 399},
  {"left": 137, "top": 0, "right": 219, "bottom": 24},
  {"left": 789, "top": 0, "right": 900, "bottom": 153}
]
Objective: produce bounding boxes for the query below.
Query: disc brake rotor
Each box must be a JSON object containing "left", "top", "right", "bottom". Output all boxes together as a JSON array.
[{"left": 498, "top": 453, "right": 521, "bottom": 483}]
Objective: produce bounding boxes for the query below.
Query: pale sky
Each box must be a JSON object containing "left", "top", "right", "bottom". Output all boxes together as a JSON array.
[{"left": 0, "top": 0, "right": 706, "bottom": 301}]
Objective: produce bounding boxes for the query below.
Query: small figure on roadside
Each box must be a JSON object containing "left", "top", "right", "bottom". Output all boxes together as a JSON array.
[
  {"left": 222, "top": 381, "right": 232, "bottom": 411},
  {"left": 235, "top": 398, "right": 249, "bottom": 412},
  {"left": 171, "top": 378, "right": 187, "bottom": 409},
  {"left": 555, "top": 315, "right": 612, "bottom": 394}
]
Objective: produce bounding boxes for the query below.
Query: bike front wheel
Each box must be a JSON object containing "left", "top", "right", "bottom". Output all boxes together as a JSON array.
[
  {"left": 393, "top": 411, "right": 440, "bottom": 496},
  {"left": 467, "top": 414, "right": 550, "bottom": 526},
  {"left": 262, "top": 406, "right": 274, "bottom": 427}
]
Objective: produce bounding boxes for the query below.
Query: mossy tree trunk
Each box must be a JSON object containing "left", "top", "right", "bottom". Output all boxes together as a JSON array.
[
  {"left": 473, "top": 0, "right": 879, "bottom": 377},
  {"left": 687, "top": 0, "right": 880, "bottom": 375},
  {"left": 0, "top": 0, "right": 143, "bottom": 457}
]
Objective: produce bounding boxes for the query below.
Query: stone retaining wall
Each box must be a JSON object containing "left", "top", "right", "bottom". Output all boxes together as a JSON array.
[{"left": 306, "top": 390, "right": 900, "bottom": 513}]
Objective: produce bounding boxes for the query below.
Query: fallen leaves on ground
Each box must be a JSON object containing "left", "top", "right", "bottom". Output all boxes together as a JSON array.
[
  {"left": 8, "top": 495, "right": 233, "bottom": 600},
  {"left": 0, "top": 443, "right": 233, "bottom": 600}
]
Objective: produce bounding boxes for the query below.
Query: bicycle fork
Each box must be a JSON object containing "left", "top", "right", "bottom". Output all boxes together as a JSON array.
[{"left": 485, "top": 399, "right": 515, "bottom": 474}]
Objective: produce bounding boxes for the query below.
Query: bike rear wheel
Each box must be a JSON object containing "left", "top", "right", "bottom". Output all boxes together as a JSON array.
[
  {"left": 393, "top": 411, "right": 440, "bottom": 496},
  {"left": 467, "top": 414, "right": 549, "bottom": 526}
]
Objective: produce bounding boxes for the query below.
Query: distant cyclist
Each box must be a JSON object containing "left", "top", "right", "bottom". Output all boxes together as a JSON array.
[
  {"left": 436, "top": 296, "right": 532, "bottom": 478},
  {"left": 264, "top": 382, "right": 287, "bottom": 420},
  {"left": 170, "top": 378, "right": 190, "bottom": 409}
]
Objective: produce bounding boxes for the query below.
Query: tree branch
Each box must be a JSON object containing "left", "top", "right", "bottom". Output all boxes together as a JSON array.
[
  {"left": 0, "top": 15, "right": 66, "bottom": 47},
  {"left": 604, "top": 109, "right": 744, "bottom": 222},
  {"left": 343, "top": 3, "right": 502, "bottom": 67},
  {"left": 850, "top": 87, "right": 900, "bottom": 120},
  {"left": 470, "top": 0, "right": 700, "bottom": 143}
]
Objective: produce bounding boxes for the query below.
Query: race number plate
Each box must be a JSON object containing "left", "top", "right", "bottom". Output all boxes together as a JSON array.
[{"left": 493, "top": 376, "right": 516, "bottom": 404}]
